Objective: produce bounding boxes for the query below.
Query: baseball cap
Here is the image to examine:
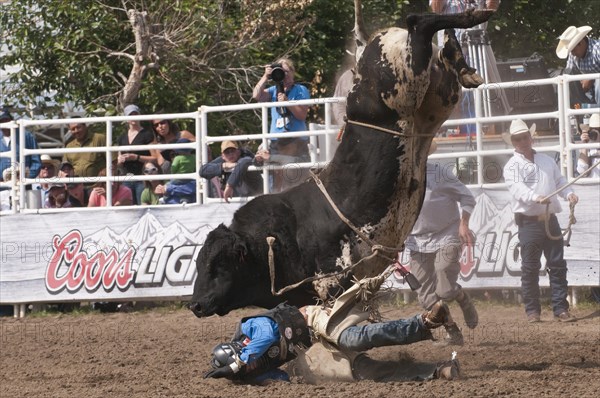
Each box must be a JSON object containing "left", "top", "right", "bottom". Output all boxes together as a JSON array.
[
  {"left": 221, "top": 140, "right": 239, "bottom": 153},
  {"left": 124, "top": 104, "right": 141, "bottom": 116}
]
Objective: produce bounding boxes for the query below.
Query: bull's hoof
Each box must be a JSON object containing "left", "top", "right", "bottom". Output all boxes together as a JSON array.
[{"left": 459, "top": 68, "right": 484, "bottom": 88}]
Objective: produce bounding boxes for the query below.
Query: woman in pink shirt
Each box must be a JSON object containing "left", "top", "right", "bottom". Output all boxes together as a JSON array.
[{"left": 88, "top": 168, "right": 133, "bottom": 207}]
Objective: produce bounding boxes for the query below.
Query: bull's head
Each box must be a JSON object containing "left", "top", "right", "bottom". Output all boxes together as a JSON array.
[{"left": 189, "top": 224, "right": 258, "bottom": 317}]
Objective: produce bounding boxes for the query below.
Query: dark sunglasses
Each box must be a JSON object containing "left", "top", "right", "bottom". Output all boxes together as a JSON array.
[
  {"left": 153, "top": 120, "right": 168, "bottom": 128},
  {"left": 144, "top": 167, "right": 158, "bottom": 174},
  {"left": 41, "top": 165, "right": 54, "bottom": 170},
  {"left": 223, "top": 148, "right": 237, "bottom": 155}
]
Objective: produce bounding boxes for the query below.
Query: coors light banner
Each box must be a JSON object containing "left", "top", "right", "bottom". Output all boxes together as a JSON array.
[{"left": 1, "top": 187, "right": 598, "bottom": 304}]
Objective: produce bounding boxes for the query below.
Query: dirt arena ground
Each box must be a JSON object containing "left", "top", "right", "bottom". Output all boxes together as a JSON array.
[{"left": 1, "top": 300, "right": 599, "bottom": 398}]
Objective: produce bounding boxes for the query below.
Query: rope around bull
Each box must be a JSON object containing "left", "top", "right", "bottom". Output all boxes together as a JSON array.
[
  {"left": 540, "top": 160, "right": 600, "bottom": 242},
  {"left": 266, "top": 170, "right": 403, "bottom": 297}
]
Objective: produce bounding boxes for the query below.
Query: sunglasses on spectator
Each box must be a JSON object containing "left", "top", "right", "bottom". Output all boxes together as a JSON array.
[
  {"left": 41, "top": 165, "right": 54, "bottom": 170},
  {"left": 144, "top": 167, "right": 159, "bottom": 174},
  {"left": 153, "top": 120, "right": 168, "bottom": 128}
]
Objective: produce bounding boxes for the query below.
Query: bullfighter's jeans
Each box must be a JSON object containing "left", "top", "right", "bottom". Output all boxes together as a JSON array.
[
  {"left": 337, "top": 314, "right": 429, "bottom": 352},
  {"left": 517, "top": 214, "right": 569, "bottom": 316}
]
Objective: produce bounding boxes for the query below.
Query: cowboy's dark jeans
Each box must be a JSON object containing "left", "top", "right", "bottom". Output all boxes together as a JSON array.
[
  {"left": 517, "top": 214, "right": 569, "bottom": 316},
  {"left": 337, "top": 314, "right": 429, "bottom": 352}
]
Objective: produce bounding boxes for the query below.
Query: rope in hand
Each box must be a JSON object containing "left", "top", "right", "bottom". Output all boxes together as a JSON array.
[{"left": 538, "top": 160, "right": 599, "bottom": 243}]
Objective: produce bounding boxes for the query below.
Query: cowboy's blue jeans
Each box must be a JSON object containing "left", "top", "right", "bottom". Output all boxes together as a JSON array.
[
  {"left": 518, "top": 215, "right": 569, "bottom": 316},
  {"left": 337, "top": 314, "right": 429, "bottom": 352}
]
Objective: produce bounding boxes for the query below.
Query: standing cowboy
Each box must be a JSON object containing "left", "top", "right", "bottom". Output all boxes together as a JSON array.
[{"left": 503, "top": 119, "right": 579, "bottom": 323}]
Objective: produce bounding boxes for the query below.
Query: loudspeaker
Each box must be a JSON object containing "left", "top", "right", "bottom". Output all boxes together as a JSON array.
[{"left": 496, "top": 54, "right": 557, "bottom": 131}]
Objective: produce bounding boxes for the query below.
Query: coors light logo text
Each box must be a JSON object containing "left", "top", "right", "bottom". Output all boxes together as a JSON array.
[{"left": 45, "top": 229, "right": 199, "bottom": 294}]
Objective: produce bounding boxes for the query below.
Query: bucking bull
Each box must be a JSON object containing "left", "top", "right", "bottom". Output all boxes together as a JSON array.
[{"left": 190, "top": 3, "right": 494, "bottom": 318}]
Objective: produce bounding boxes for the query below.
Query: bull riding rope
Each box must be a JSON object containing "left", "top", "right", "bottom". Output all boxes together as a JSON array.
[
  {"left": 265, "top": 171, "right": 409, "bottom": 297},
  {"left": 539, "top": 161, "right": 599, "bottom": 243}
]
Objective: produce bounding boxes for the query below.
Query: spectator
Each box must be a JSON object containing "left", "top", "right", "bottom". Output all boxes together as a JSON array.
[
  {"left": 88, "top": 168, "right": 133, "bottom": 207},
  {"left": 58, "top": 161, "right": 90, "bottom": 206},
  {"left": 577, "top": 113, "right": 600, "bottom": 178},
  {"left": 0, "top": 108, "right": 42, "bottom": 181},
  {"left": 151, "top": 118, "right": 195, "bottom": 174},
  {"left": 503, "top": 119, "right": 579, "bottom": 323},
  {"left": 577, "top": 113, "right": 600, "bottom": 303},
  {"left": 32, "top": 155, "right": 60, "bottom": 204},
  {"left": 205, "top": 274, "right": 459, "bottom": 383},
  {"left": 44, "top": 183, "right": 82, "bottom": 208},
  {"left": 252, "top": 58, "right": 311, "bottom": 189},
  {"left": 117, "top": 104, "right": 156, "bottom": 205},
  {"left": 140, "top": 161, "right": 164, "bottom": 205},
  {"left": 405, "top": 141, "right": 478, "bottom": 344},
  {"left": 556, "top": 26, "right": 600, "bottom": 106},
  {"left": 332, "top": 68, "right": 354, "bottom": 126},
  {"left": 63, "top": 120, "right": 107, "bottom": 178},
  {"left": 171, "top": 138, "right": 195, "bottom": 177},
  {"left": 160, "top": 138, "right": 197, "bottom": 204},
  {"left": 200, "top": 140, "right": 264, "bottom": 202},
  {"left": 1, "top": 165, "right": 19, "bottom": 211}
]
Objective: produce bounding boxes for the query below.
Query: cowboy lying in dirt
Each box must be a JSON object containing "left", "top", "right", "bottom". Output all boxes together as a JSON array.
[{"left": 204, "top": 272, "right": 461, "bottom": 385}]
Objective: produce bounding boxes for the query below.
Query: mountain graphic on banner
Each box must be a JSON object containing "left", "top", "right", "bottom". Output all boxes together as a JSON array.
[
  {"left": 83, "top": 213, "right": 212, "bottom": 256},
  {"left": 121, "top": 214, "right": 164, "bottom": 249},
  {"left": 470, "top": 193, "right": 516, "bottom": 237},
  {"left": 84, "top": 226, "right": 130, "bottom": 255}
]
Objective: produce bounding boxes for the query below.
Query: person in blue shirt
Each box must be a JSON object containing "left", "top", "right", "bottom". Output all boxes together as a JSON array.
[
  {"left": 0, "top": 108, "right": 42, "bottom": 181},
  {"left": 252, "top": 58, "right": 311, "bottom": 162}
]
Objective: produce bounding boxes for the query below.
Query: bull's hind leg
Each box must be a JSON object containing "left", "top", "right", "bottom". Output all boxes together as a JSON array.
[
  {"left": 441, "top": 29, "right": 484, "bottom": 88},
  {"left": 405, "top": 9, "right": 494, "bottom": 75}
]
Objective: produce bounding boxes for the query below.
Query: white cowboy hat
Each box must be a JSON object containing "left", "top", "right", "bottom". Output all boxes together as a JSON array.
[
  {"left": 579, "top": 113, "right": 600, "bottom": 132},
  {"left": 510, "top": 119, "right": 536, "bottom": 136},
  {"left": 590, "top": 113, "right": 600, "bottom": 129},
  {"left": 502, "top": 119, "right": 536, "bottom": 145},
  {"left": 556, "top": 26, "right": 592, "bottom": 59}
]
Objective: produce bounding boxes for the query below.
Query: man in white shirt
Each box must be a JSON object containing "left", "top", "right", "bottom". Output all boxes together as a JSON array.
[{"left": 503, "top": 119, "right": 579, "bottom": 323}]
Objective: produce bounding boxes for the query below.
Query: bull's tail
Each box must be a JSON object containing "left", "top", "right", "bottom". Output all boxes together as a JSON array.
[{"left": 353, "top": 0, "right": 369, "bottom": 63}]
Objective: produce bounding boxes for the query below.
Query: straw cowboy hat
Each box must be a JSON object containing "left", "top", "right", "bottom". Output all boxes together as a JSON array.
[
  {"left": 580, "top": 113, "right": 600, "bottom": 132},
  {"left": 502, "top": 119, "right": 536, "bottom": 146},
  {"left": 556, "top": 26, "right": 592, "bottom": 59},
  {"left": 40, "top": 154, "right": 60, "bottom": 171}
]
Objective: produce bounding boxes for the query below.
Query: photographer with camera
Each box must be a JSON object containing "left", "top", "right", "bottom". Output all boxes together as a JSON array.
[{"left": 252, "top": 58, "right": 310, "bottom": 159}]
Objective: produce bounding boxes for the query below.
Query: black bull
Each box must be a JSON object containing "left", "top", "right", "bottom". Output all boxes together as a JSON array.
[{"left": 191, "top": 10, "right": 494, "bottom": 317}]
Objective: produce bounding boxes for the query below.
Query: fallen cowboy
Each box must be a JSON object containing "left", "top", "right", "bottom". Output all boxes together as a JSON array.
[{"left": 204, "top": 272, "right": 461, "bottom": 384}]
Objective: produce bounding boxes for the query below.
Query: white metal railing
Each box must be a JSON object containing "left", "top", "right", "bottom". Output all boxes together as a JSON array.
[{"left": 1, "top": 73, "right": 598, "bottom": 215}]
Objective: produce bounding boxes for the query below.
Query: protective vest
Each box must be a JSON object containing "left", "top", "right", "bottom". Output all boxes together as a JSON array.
[{"left": 233, "top": 303, "right": 312, "bottom": 378}]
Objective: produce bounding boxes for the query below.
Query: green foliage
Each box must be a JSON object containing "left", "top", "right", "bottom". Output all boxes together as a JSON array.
[
  {"left": 1, "top": 0, "right": 599, "bottom": 133},
  {"left": 486, "top": 0, "right": 599, "bottom": 67}
]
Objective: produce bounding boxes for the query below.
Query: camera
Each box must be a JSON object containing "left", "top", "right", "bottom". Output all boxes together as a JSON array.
[
  {"left": 269, "top": 63, "right": 286, "bottom": 82},
  {"left": 588, "top": 129, "right": 599, "bottom": 142}
]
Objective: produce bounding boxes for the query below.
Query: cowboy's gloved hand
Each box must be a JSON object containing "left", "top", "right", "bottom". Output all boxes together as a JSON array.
[{"left": 204, "top": 366, "right": 234, "bottom": 379}]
